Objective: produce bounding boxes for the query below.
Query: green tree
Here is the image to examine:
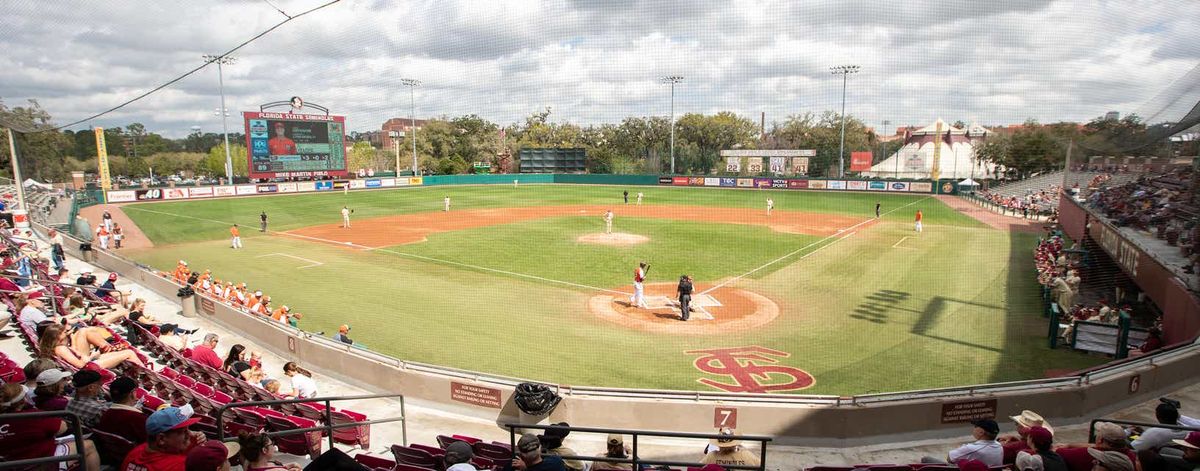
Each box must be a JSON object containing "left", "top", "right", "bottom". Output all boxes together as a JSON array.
[
  {"left": 0, "top": 99, "right": 75, "bottom": 182},
  {"left": 765, "top": 111, "right": 871, "bottom": 176},
  {"left": 202, "top": 143, "right": 248, "bottom": 178},
  {"left": 347, "top": 141, "right": 379, "bottom": 173}
]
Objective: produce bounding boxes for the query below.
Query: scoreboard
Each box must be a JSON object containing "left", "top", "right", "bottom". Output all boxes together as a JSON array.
[{"left": 245, "top": 111, "right": 347, "bottom": 179}]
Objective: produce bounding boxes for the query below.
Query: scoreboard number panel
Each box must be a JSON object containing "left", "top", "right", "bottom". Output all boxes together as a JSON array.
[{"left": 245, "top": 111, "right": 348, "bottom": 179}]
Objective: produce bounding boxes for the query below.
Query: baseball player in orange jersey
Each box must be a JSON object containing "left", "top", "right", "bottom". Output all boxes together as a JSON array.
[
  {"left": 172, "top": 260, "right": 189, "bottom": 284},
  {"left": 914, "top": 210, "right": 923, "bottom": 233},
  {"left": 230, "top": 224, "right": 242, "bottom": 248},
  {"left": 629, "top": 262, "right": 649, "bottom": 308},
  {"left": 271, "top": 305, "right": 290, "bottom": 323}
]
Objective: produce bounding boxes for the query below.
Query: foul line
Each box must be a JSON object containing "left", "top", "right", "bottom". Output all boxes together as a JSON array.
[
  {"left": 699, "top": 196, "right": 931, "bottom": 294},
  {"left": 255, "top": 252, "right": 324, "bottom": 269},
  {"left": 892, "top": 236, "right": 911, "bottom": 248},
  {"left": 122, "top": 205, "right": 628, "bottom": 296}
]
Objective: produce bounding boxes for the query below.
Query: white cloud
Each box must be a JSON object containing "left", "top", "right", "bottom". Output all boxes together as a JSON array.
[{"left": 0, "top": 0, "right": 1196, "bottom": 138}]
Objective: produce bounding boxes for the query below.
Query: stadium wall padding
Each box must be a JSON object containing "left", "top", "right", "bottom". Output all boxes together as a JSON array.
[{"left": 46, "top": 222, "right": 1200, "bottom": 446}]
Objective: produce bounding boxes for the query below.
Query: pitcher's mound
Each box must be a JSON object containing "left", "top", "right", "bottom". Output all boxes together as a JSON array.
[{"left": 577, "top": 233, "right": 649, "bottom": 246}]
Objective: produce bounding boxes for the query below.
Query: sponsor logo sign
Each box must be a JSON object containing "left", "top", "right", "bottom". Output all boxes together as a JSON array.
[
  {"left": 380, "top": 178, "right": 397, "bottom": 187},
  {"left": 703, "top": 177, "right": 720, "bottom": 186},
  {"left": 850, "top": 151, "right": 873, "bottom": 172},
  {"left": 450, "top": 382, "right": 503, "bottom": 409},
  {"left": 889, "top": 182, "right": 911, "bottom": 191},
  {"left": 672, "top": 177, "right": 689, "bottom": 186},
  {"left": 942, "top": 182, "right": 955, "bottom": 194},
  {"left": 788, "top": 179, "right": 808, "bottom": 189},
  {"left": 296, "top": 181, "right": 316, "bottom": 192},
  {"left": 332, "top": 180, "right": 350, "bottom": 189},
  {"left": 868, "top": 181, "right": 887, "bottom": 191},
  {"left": 365, "top": 179, "right": 383, "bottom": 188},
  {"left": 719, "top": 178, "right": 737, "bottom": 187},
  {"left": 315, "top": 181, "right": 334, "bottom": 191},
  {"left": 134, "top": 189, "right": 163, "bottom": 201},
  {"left": 771, "top": 178, "right": 789, "bottom": 188},
  {"left": 189, "top": 187, "right": 214, "bottom": 198},
  {"left": 910, "top": 182, "right": 933, "bottom": 193},
  {"left": 408, "top": 177, "right": 423, "bottom": 185},
  {"left": 107, "top": 191, "right": 136, "bottom": 203},
  {"left": 753, "top": 178, "right": 772, "bottom": 188},
  {"left": 940, "top": 399, "right": 998, "bottom": 424},
  {"left": 214, "top": 186, "right": 237, "bottom": 197},
  {"left": 847, "top": 180, "right": 868, "bottom": 190},
  {"left": 235, "top": 185, "right": 257, "bottom": 195},
  {"left": 276, "top": 183, "right": 297, "bottom": 193},
  {"left": 689, "top": 177, "right": 705, "bottom": 186},
  {"left": 163, "top": 188, "right": 188, "bottom": 200},
  {"left": 349, "top": 179, "right": 367, "bottom": 189},
  {"left": 659, "top": 177, "right": 674, "bottom": 185},
  {"left": 256, "top": 184, "right": 278, "bottom": 193},
  {"left": 685, "top": 346, "right": 815, "bottom": 393},
  {"left": 809, "top": 180, "right": 827, "bottom": 189},
  {"left": 736, "top": 178, "right": 753, "bottom": 187},
  {"left": 827, "top": 180, "right": 847, "bottom": 190}
]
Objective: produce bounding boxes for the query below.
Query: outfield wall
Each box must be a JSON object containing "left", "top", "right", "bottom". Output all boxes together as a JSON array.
[{"left": 46, "top": 222, "right": 1200, "bottom": 446}]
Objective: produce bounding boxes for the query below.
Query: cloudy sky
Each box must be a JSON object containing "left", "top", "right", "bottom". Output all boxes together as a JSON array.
[{"left": 2, "top": 0, "right": 1198, "bottom": 138}]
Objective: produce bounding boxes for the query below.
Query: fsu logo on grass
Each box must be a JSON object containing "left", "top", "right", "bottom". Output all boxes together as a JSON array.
[{"left": 685, "top": 346, "right": 814, "bottom": 393}]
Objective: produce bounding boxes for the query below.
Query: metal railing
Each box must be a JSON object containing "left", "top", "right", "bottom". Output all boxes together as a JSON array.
[
  {"left": 0, "top": 410, "right": 87, "bottom": 470},
  {"left": 215, "top": 393, "right": 407, "bottom": 451},
  {"left": 505, "top": 423, "right": 772, "bottom": 471}
]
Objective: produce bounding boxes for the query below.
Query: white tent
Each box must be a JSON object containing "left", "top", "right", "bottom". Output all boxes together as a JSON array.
[
  {"left": 958, "top": 178, "right": 980, "bottom": 186},
  {"left": 22, "top": 179, "right": 52, "bottom": 190},
  {"left": 862, "top": 119, "right": 997, "bottom": 179}
]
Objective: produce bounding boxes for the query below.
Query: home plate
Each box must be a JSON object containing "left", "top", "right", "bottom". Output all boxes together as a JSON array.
[{"left": 640, "top": 295, "right": 717, "bottom": 320}]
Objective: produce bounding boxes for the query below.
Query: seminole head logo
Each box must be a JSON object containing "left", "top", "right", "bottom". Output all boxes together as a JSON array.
[{"left": 685, "top": 346, "right": 814, "bottom": 393}]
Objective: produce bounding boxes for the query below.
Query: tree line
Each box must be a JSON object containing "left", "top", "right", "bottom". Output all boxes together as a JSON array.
[{"left": 1, "top": 97, "right": 1176, "bottom": 184}]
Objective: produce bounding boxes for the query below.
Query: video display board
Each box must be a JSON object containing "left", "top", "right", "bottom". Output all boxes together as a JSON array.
[{"left": 244, "top": 111, "right": 347, "bottom": 179}]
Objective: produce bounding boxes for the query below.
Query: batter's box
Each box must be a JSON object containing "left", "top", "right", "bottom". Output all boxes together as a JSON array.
[
  {"left": 639, "top": 295, "right": 717, "bottom": 321},
  {"left": 691, "top": 294, "right": 723, "bottom": 308}
]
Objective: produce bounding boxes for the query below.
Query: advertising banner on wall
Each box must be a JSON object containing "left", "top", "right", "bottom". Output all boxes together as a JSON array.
[
  {"left": 719, "top": 178, "right": 737, "bottom": 187},
  {"left": 771, "top": 178, "right": 788, "bottom": 188},
  {"left": 868, "top": 181, "right": 887, "bottom": 191},
  {"left": 163, "top": 188, "right": 188, "bottom": 200},
  {"left": 888, "top": 182, "right": 911, "bottom": 191},
  {"left": 380, "top": 178, "right": 397, "bottom": 187},
  {"left": 107, "top": 190, "right": 136, "bottom": 203},
  {"left": 910, "top": 182, "right": 933, "bottom": 193},
  {"left": 349, "top": 180, "right": 367, "bottom": 189},
  {"left": 235, "top": 185, "right": 257, "bottom": 195},
  {"left": 736, "top": 178, "right": 753, "bottom": 187},
  {"left": 214, "top": 186, "right": 237, "bottom": 197},
  {"left": 725, "top": 157, "right": 741, "bottom": 173},
  {"left": 827, "top": 180, "right": 847, "bottom": 190},
  {"left": 297, "top": 181, "right": 316, "bottom": 192},
  {"left": 408, "top": 177, "right": 424, "bottom": 185},
  {"left": 769, "top": 157, "right": 787, "bottom": 174},
  {"left": 753, "top": 178, "right": 772, "bottom": 188},
  {"left": 689, "top": 177, "right": 705, "bottom": 186},
  {"left": 276, "top": 183, "right": 297, "bottom": 193},
  {"left": 315, "top": 181, "right": 334, "bottom": 191},
  {"left": 365, "top": 179, "right": 382, "bottom": 188},
  {"left": 189, "top": 187, "right": 214, "bottom": 198},
  {"left": 847, "top": 181, "right": 868, "bottom": 190},
  {"left": 94, "top": 127, "right": 112, "bottom": 191},
  {"left": 256, "top": 184, "right": 278, "bottom": 193},
  {"left": 747, "top": 158, "right": 763, "bottom": 173},
  {"left": 658, "top": 177, "right": 673, "bottom": 185},
  {"left": 704, "top": 177, "right": 721, "bottom": 186},
  {"left": 788, "top": 179, "right": 809, "bottom": 189},
  {"left": 850, "top": 151, "right": 873, "bottom": 172},
  {"left": 809, "top": 180, "right": 828, "bottom": 189},
  {"left": 134, "top": 189, "right": 164, "bottom": 201}
]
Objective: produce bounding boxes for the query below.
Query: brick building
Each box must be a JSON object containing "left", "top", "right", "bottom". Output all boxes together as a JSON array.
[{"left": 381, "top": 118, "right": 429, "bottom": 149}]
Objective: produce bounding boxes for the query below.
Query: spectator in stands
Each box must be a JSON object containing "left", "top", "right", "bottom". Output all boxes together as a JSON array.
[
  {"left": 445, "top": 441, "right": 477, "bottom": 471},
  {"left": 1056, "top": 421, "right": 1137, "bottom": 471},
  {"left": 32, "top": 368, "right": 72, "bottom": 410},
  {"left": 237, "top": 431, "right": 301, "bottom": 471},
  {"left": 1000, "top": 410, "right": 1055, "bottom": 464},
  {"left": 241, "top": 357, "right": 265, "bottom": 385},
  {"left": 0, "top": 305, "right": 10, "bottom": 339},
  {"left": 128, "top": 298, "right": 164, "bottom": 329},
  {"left": 539, "top": 423, "right": 584, "bottom": 471},
  {"left": 1014, "top": 426, "right": 1066, "bottom": 471},
  {"left": 262, "top": 379, "right": 282, "bottom": 395},
  {"left": 21, "top": 358, "right": 57, "bottom": 406},
  {"left": 49, "top": 228, "right": 65, "bottom": 270},
  {"left": 96, "top": 377, "right": 148, "bottom": 444},
  {"left": 1166, "top": 432, "right": 1200, "bottom": 468},
  {"left": 66, "top": 293, "right": 128, "bottom": 325},
  {"left": 17, "top": 295, "right": 60, "bottom": 329},
  {"left": 66, "top": 369, "right": 110, "bottom": 428},
  {"left": 1088, "top": 449, "right": 1135, "bottom": 471},
  {"left": 1132, "top": 402, "right": 1190, "bottom": 452},
  {"left": 191, "top": 333, "right": 224, "bottom": 370},
  {"left": 922, "top": 419, "right": 1004, "bottom": 466},
  {"left": 122, "top": 405, "right": 207, "bottom": 471},
  {"left": 186, "top": 440, "right": 240, "bottom": 471},
  {"left": 1139, "top": 327, "right": 1165, "bottom": 354},
  {"left": 0, "top": 383, "right": 102, "bottom": 471},
  {"left": 333, "top": 324, "right": 354, "bottom": 344},
  {"left": 1160, "top": 398, "right": 1200, "bottom": 428},
  {"left": 506, "top": 433, "right": 567, "bottom": 471},
  {"left": 702, "top": 427, "right": 760, "bottom": 467},
  {"left": 593, "top": 434, "right": 633, "bottom": 471},
  {"left": 223, "top": 344, "right": 251, "bottom": 378},
  {"left": 159, "top": 324, "right": 188, "bottom": 350},
  {"left": 282, "top": 362, "right": 318, "bottom": 399},
  {"left": 39, "top": 323, "right": 145, "bottom": 369},
  {"left": 94, "top": 273, "right": 129, "bottom": 307}
]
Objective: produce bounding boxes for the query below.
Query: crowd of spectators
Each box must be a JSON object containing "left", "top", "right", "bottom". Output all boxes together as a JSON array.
[
  {"left": 167, "top": 260, "right": 304, "bottom": 328},
  {"left": 1087, "top": 167, "right": 1198, "bottom": 249},
  {"left": 980, "top": 186, "right": 1064, "bottom": 217}
]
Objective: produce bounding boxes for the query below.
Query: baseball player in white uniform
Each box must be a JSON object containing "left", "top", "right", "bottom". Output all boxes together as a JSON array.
[
  {"left": 604, "top": 210, "right": 614, "bottom": 234},
  {"left": 341, "top": 206, "right": 352, "bottom": 228},
  {"left": 766, "top": 198, "right": 774, "bottom": 215},
  {"left": 444, "top": 196, "right": 451, "bottom": 212},
  {"left": 636, "top": 192, "right": 643, "bottom": 205},
  {"left": 630, "top": 262, "right": 649, "bottom": 308}
]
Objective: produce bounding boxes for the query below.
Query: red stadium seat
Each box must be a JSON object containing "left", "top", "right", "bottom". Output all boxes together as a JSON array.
[
  {"left": 265, "top": 415, "right": 323, "bottom": 458},
  {"left": 331, "top": 408, "right": 371, "bottom": 448},
  {"left": 355, "top": 453, "right": 398, "bottom": 471},
  {"left": 472, "top": 441, "right": 512, "bottom": 461},
  {"left": 391, "top": 445, "right": 443, "bottom": 471},
  {"left": 91, "top": 429, "right": 136, "bottom": 466}
]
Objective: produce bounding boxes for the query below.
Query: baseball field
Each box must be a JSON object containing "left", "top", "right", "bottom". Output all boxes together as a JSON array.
[{"left": 113, "top": 184, "right": 1103, "bottom": 395}]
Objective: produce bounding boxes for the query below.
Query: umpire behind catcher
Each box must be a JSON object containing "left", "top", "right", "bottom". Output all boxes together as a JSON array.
[{"left": 677, "top": 275, "right": 694, "bottom": 321}]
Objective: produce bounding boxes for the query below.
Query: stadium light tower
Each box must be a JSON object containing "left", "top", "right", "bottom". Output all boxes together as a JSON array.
[
  {"left": 400, "top": 78, "right": 422, "bottom": 176},
  {"left": 203, "top": 55, "right": 237, "bottom": 183},
  {"left": 831, "top": 65, "right": 859, "bottom": 178},
  {"left": 659, "top": 75, "right": 684, "bottom": 174}
]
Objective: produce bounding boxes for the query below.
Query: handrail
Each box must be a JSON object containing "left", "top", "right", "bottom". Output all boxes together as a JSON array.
[
  {"left": 0, "top": 410, "right": 87, "bottom": 470},
  {"left": 504, "top": 423, "right": 772, "bottom": 471},
  {"left": 215, "top": 393, "right": 407, "bottom": 451},
  {"left": 1087, "top": 418, "right": 1200, "bottom": 443}
]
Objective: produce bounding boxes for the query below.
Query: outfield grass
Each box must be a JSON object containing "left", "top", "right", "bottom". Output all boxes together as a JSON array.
[{"left": 119, "top": 185, "right": 1101, "bottom": 394}]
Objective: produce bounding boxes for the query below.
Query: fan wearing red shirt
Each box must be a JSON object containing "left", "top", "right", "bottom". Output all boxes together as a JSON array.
[
  {"left": 1056, "top": 421, "right": 1138, "bottom": 471},
  {"left": 0, "top": 383, "right": 101, "bottom": 470},
  {"left": 122, "top": 404, "right": 205, "bottom": 471},
  {"left": 267, "top": 122, "right": 297, "bottom": 155},
  {"left": 191, "top": 333, "right": 224, "bottom": 370},
  {"left": 96, "top": 377, "right": 149, "bottom": 444}
]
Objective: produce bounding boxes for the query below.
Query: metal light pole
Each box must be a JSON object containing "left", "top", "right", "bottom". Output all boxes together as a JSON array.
[
  {"left": 400, "top": 78, "right": 422, "bottom": 176},
  {"left": 831, "top": 65, "right": 859, "bottom": 178},
  {"left": 203, "top": 55, "right": 237, "bottom": 183},
  {"left": 4, "top": 128, "right": 26, "bottom": 211},
  {"left": 389, "top": 131, "right": 401, "bottom": 176},
  {"left": 659, "top": 75, "right": 683, "bottom": 174}
]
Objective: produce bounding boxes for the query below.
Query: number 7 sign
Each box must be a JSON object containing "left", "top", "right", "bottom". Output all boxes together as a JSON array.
[{"left": 714, "top": 407, "right": 738, "bottom": 428}]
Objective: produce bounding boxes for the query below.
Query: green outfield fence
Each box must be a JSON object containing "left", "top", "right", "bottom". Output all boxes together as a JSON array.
[
  {"left": 421, "top": 173, "right": 661, "bottom": 186},
  {"left": 66, "top": 188, "right": 104, "bottom": 237}
]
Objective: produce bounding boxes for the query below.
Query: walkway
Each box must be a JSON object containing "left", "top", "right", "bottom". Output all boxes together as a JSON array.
[{"left": 937, "top": 195, "right": 1045, "bottom": 233}]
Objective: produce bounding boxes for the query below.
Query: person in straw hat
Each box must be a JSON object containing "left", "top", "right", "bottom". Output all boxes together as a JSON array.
[
  {"left": 1000, "top": 410, "right": 1055, "bottom": 464},
  {"left": 701, "top": 427, "right": 760, "bottom": 467}
]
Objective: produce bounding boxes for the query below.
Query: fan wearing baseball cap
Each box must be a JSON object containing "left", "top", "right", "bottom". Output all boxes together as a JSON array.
[
  {"left": 1172, "top": 431, "right": 1200, "bottom": 463},
  {"left": 1055, "top": 422, "right": 1138, "bottom": 471},
  {"left": 922, "top": 419, "right": 1004, "bottom": 466},
  {"left": 503, "top": 433, "right": 566, "bottom": 471},
  {"left": 593, "top": 434, "right": 633, "bottom": 471},
  {"left": 121, "top": 405, "right": 206, "bottom": 470},
  {"left": 702, "top": 428, "right": 760, "bottom": 467},
  {"left": 96, "top": 377, "right": 149, "bottom": 444},
  {"left": 185, "top": 440, "right": 240, "bottom": 471}
]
